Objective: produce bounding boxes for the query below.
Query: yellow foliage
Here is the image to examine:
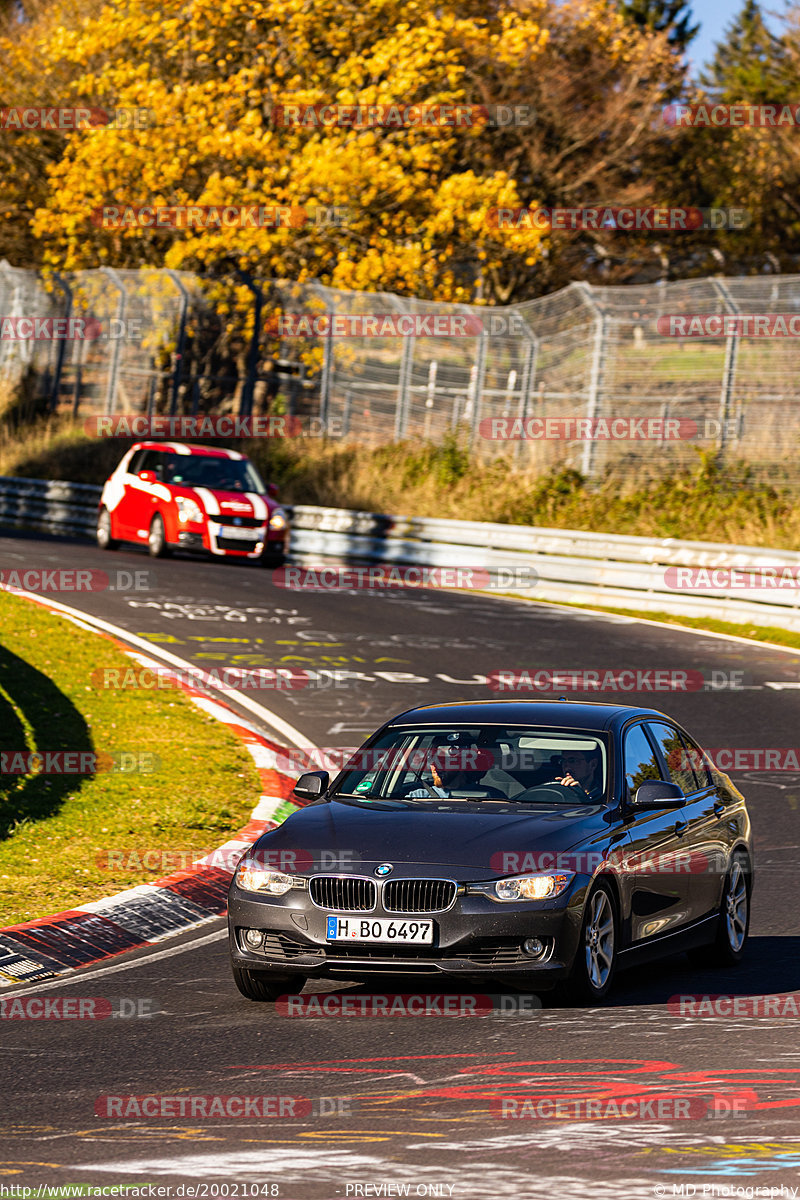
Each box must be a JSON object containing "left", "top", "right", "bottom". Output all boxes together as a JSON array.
[{"left": 1, "top": 0, "right": 679, "bottom": 300}]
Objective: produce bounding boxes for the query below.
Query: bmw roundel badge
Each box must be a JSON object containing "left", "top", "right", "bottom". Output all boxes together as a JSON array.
[{"left": 375, "top": 863, "right": 393, "bottom": 876}]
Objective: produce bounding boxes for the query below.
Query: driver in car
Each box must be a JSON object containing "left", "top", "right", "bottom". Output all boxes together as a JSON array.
[
  {"left": 556, "top": 748, "right": 604, "bottom": 802},
  {"left": 405, "top": 738, "right": 500, "bottom": 799}
]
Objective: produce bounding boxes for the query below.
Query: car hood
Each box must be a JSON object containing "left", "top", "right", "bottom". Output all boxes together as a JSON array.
[{"left": 249, "top": 797, "right": 612, "bottom": 878}]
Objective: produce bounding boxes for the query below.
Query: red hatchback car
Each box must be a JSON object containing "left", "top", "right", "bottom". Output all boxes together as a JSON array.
[{"left": 96, "top": 441, "right": 288, "bottom": 563}]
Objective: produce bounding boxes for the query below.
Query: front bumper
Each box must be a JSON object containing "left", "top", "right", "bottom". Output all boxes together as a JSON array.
[
  {"left": 178, "top": 521, "right": 287, "bottom": 559},
  {"left": 227, "top": 880, "right": 586, "bottom": 985}
]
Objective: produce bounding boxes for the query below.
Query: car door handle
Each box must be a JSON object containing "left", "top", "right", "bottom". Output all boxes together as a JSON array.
[
  {"left": 674, "top": 820, "right": 688, "bottom": 836},
  {"left": 713, "top": 802, "right": 725, "bottom": 817}
]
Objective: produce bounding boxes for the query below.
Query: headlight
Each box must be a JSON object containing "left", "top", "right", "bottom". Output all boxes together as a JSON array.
[
  {"left": 235, "top": 864, "right": 298, "bottom": 894},
  {"left": 176, "top": 497, "right": 204, "bottom": 524},
  {"left": 268, "top": 508, "right": 288, "bottom": 531},
  {"left": 494, "top": 873, "right": 573, "bottom": 901}
]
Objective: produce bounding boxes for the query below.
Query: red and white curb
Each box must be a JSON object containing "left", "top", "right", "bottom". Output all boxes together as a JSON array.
[{"left": 0, "top": 594, "right": 315, "bottom": 986}]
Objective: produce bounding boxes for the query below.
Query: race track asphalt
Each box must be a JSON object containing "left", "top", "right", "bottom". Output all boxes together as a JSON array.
[{"left": 2, "top": 529, "right": 799, "bottom": 1198}]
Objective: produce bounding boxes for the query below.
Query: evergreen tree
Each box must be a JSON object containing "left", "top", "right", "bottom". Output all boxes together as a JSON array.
[
  {"left": 621, "top": 0, "right": 698, "bottom": 53},
  {"left": 701, "top": 0, "right": 789, "bottom": 100}
]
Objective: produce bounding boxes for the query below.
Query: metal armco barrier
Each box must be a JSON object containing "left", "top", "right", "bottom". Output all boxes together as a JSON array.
[
  {"left": 288, "top": 505, "right": 800, "bottom": 631},
  {"left": 0, "top": 476, "right": 101, "bottom": 538},
  {"left": 2, "top": 476, "right": 800, "bottom": 631}
]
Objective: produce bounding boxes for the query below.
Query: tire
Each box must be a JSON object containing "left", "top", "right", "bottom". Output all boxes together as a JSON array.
[
  {"left": 231, "top": 964, "right": 305, "bottom": 1002},
  {"left": 692, "top": 850, "right": 751, "bottom": 968},
  {"left": 147, "top": 514, "right": 170, "bottom": 558},
  {"left": 259, "top": 548, "right": 286, "bottom": 569},
  {"left": 562, "top": 880, "right": 618, "bottom": 1004},
  {"left": 96, "top": 508, "right": 118, "bottom": 551}
]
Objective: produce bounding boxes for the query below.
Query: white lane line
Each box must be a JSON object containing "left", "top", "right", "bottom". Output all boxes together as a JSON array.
[
  {"left": 0, "top": 928, "right": 228, "bottom": 998},
  {"left": 506, "top": 594, "right": 800, "bottom": 657},
  {"left": 13, "top": 590, "right": 314, "bottom": 751}
]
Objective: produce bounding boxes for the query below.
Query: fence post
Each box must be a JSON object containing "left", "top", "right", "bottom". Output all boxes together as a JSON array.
[
  {"left": 469, "top": 329, "right": 488, "bottom": 448},
  {"left": 576, "top": 283, "right": 607, "bottom": 479},
  {"left": 711, "top": 279, "right": 739, "bottom": 457},
  {"left": 50, "top": 272, "right": 72, "bottom": 413},
  {"left": 233, "top": 270, "right": 263, "bottom": 418},
  {"left": 423, "top": 360, "right": 437, "bottom": 440},
  {"left": 319, "top": 314, "right": 333, "bottom": 432},
  {"left": 394, "top": 334, "right": 415, "bottom": 439},
  {"left": 515, "top": 323, "right": 539, "bottom": 464},
  {"left": 166, "top": 270, "right": 189, "bottom": 417},
  {"left": 101, "top": 268, "right": 126, "bottom": 414}
]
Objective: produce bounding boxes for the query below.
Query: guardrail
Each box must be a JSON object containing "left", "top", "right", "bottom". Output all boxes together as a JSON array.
[
  {"left": 2, "top": 475, "right": 800, "bottom": 632},
  {"left": 288, "top": 507, "right": 800, "bottom": 631},
  {"left": 0, "top": 476, "right": 101, "bottom": 539}
]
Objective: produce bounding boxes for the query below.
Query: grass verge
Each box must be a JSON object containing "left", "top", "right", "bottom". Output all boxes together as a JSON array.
[{"left": 0, "top": 590, "right": 261, "bottom": 925}]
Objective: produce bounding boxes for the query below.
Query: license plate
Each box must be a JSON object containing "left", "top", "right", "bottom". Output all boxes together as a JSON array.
[
  {"left": 326, "top": 916, "right": 433, "bottom": 944},
  {"left": 218, "top": 525, "right": 260, "bottom": 540}
]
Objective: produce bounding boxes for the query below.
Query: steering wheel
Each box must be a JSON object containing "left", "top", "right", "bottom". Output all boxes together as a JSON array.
[{"left": 513, "top": 782, "right": 593, "bottom": 803}]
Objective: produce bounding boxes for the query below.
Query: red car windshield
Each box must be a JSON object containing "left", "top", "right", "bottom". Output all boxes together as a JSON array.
[{"left": 161, "top": 454, "right": 265, "bottom": 493}]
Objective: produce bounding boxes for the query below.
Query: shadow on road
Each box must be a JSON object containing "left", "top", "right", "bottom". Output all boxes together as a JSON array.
[{"left": 295, "top": 936, "right": 800, "bottom": 1009}]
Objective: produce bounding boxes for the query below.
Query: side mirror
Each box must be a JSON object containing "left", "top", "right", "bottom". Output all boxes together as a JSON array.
[
  {"left": 630, "top": 780, "right": 684, "bottom": 809},
  {"left": 138, "top": 470, "right": 157, "bottom": 483},
  {"left": 266, "top": 483, "right": 279, "bottom": 499},
  {"left": 293, "top": 770, "right": 329, "bottom": 801}
]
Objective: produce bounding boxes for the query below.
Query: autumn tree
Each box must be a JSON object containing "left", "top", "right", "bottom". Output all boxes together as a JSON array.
[{"left": 0, "top": 0, "right": 687, "bottom": 300}]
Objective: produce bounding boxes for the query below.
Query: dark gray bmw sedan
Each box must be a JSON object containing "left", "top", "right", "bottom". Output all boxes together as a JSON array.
[{"left": 227, "top": 700, "right": 753, "bottom": 1004}]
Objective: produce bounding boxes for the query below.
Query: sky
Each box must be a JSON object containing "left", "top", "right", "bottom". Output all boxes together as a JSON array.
[{"left": 686, "top": 0, "right": 788, "bottom": 75}]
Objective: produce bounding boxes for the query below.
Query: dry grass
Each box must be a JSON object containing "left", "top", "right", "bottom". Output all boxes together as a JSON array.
[{"left": 0, "top": 415, "right": 796, "bottom": 548}]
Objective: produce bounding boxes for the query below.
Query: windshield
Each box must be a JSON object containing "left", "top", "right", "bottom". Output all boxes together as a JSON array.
[
  {"left": 332, "top": 726, "right": 608, "bottom": 805},
  {"left": 163, "top": 454, "right": 266, "bottom": 493}
]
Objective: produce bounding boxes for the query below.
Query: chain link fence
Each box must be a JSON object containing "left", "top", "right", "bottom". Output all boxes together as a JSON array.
[{"left": 2, "top": 260, "right": 799, "bottom": 482}]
